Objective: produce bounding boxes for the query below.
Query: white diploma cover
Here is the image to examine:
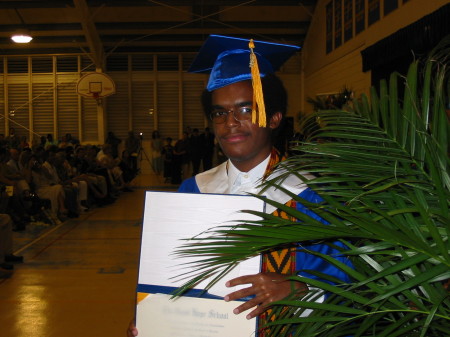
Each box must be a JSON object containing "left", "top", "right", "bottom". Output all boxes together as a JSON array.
[{"left": 136, "top": 191, "right": 265, "bottom": 337}]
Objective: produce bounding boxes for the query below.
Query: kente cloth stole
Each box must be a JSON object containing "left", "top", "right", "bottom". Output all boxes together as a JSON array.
[{"left": 259, "top": 149, "right": 298, "bottom": 336}]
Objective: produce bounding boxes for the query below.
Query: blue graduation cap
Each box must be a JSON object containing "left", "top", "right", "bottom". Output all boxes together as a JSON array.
[{"left": 188, "top": 35, "right": 300, "bottom": 127}]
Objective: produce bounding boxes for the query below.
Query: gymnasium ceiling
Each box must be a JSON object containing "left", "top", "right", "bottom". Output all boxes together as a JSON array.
[{"left": 0, "top": 0, "right": 317, "bottom": 67}]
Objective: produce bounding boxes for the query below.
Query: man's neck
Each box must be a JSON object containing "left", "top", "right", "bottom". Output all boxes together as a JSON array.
[{"left": 229, "top": 149, "right": 272, "bottom": 173}]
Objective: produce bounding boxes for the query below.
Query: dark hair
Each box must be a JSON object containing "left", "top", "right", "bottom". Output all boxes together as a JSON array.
[
  {"left": 261, "top": 73, "right": 287, "bottom": 119},
  {"left": 201, "top": 73, "right": 287, "bottom": 121}
]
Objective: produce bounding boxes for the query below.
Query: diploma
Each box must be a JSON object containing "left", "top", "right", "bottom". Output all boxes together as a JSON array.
[
  {"left": 136, "top": 191, "right": 265, "bottom": 337},
  {"left": 137, "top": 294, "right": 257, "bottom": 337}
]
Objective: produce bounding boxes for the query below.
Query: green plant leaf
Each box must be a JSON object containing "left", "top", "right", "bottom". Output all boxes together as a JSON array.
[{"left": 173, "top": 36, "right": 450, "bottom": 337}]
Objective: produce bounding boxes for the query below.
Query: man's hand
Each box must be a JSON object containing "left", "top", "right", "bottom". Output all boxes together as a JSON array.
[{"left": 224, "top": 272, "right": 307, "bottom": 319}]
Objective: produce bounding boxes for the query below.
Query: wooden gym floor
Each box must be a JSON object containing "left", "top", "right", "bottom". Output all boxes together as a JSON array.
[{"left": 0, "top": 171, "right": 178, "bottom": 337}]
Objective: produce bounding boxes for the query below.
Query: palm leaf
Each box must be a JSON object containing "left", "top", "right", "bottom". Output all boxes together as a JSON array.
[{"left": 174, "top": 36, "right": 450, "bottom": 336}]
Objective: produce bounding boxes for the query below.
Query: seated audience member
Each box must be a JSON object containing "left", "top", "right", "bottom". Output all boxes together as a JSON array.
[
  {"left": 65, "top": 133, "right": 80, "bottom": 146},
  {"left": 45, "top": 133, "right": 58, "bottom": 150},
  {"left": 97, "top": 144, "right": 133, "bottom": 194},
  {"left": 19, "top": 149, "right": 36, "bottom": 188},
  {"left": 19, "top": 153, "right": 52, "bottom": 219},
  {"left": 63, "top": 146, "right": 75, "bottom": 166},
  {"left": 37, "top": 136, "right": 47, "bottom": 150},
  {"left": 83, "top": 146, "right": 118, "bottom": 204},
  {"left": 0, "top": 213, "right": 23, "bottom": 272},
  {"left": 42, "top": 147, "right": 79, "bottom": 218},
  {"left": 6, "top": 127, "right": 19, "bottom": 149},
  {"left": 0, "top": 148, "right": 30, "bottom": 230},
  {"left": 54, "top": 150, "right": 89, "bottom": 213},
  {"left": 18, "top": 136, "right": 30, "bottom": 151},
  {"left": 99, "top": 141, "right": 137, "bottom": 185},
  {"left": 31, "top": 149, "right": 69, "bottom": 221},
  {"left": 7, "top": 148, "right": 23, "bottom": 172},
  {"left": 84, "top": 145, "right": 102, "bottom": 173},
  {"left": 71, "top": 146, "right": 90, "bottom": 174},
  {"left": 71, "top": 146, "right": 108, "bottom": 205},
  {"left": 58, "top": 135, "right": 69, "bottom": 149},
  {"left": 6, "top": 148, "right": 32, "bottom": 197}
]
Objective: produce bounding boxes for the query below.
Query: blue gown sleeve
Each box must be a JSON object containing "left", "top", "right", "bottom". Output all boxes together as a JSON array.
[
  {"left": 295, "top": 188, "right": 352, "bottom": 284},
  {"left": 178, "top": 176, "right": 200, "bottom": 193}
]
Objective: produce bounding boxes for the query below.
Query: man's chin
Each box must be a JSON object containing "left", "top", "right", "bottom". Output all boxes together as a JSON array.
[{"left": 221, "top": 148, "right": 248, "bottom": 162}]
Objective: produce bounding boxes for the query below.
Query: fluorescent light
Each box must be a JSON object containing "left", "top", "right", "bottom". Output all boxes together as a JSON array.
[{"left": 11, "top": 34, "right": 33, "bottom": 43}]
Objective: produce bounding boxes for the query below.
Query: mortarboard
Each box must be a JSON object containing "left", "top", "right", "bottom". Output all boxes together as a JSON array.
[{"left": 188, "top": 35, "right": 300, "bottom": 127}]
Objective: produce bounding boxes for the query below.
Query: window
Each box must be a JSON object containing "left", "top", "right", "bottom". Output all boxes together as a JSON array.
[
  {"left": 7, "top": 57, "right": 28, "bottom": 73},
  {"left": 32, "top": 57, "right": 53, "bottom": 73},
  {"left": 57, "top": 56, "right": 78, "bottom": 72},
  {"left": 157, "top": 55, "right": 179, "bottom": 71}
]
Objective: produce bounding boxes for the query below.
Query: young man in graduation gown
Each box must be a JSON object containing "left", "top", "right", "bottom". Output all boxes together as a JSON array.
[{"left": 128, "top": 35, "right": 352, "bottom": 336}]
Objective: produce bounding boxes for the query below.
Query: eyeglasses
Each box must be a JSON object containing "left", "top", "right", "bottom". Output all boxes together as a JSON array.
[{"left": 209, "top": 106, "right": 253, "bottom": 124}]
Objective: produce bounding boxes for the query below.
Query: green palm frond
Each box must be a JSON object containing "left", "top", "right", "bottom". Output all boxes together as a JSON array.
[{"left": 174, "top": 36, "right": 450, "bottom": 336}]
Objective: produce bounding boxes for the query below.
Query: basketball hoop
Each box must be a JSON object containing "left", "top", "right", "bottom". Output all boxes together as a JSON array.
[
  {"left": 76, "top": 72, "right": 116, "bottom": 105},
  {"left": 92, "top": 91, "right": 101, "bottom": 105}
]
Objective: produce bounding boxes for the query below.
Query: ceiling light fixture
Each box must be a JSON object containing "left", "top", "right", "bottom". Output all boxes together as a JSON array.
[
  {"left": 11, "top": 34, "right": 33, "bottom": 43},
  {"left": 11, "top": 9, "right": 33, "bottom": 43}
]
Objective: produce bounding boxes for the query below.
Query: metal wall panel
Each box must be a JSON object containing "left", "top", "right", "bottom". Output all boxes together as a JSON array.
[
  {"left": 56, "top": 74, "right": 79, "bottom": 140},
  {"left": 182, "top": 80, "right": 206, "bottom": 132},
  {"left": 106, "top": 77, "right": 130, "bottom": 141},
  {"left": 0, "top": 81, "right": 5, "bottom": 136},
  {"left": 0, "top": 51, "right": 300, "bottom": 145},
  {"left": 156, "top": 80, "right": 179, "bottom": 140},
  {"left": 81, "top": 96, "right": 98, "bottom": 142},
  {"left": 31, "top": 81, "right": 54, "bottom": 138},
  {"left": 131, "top": 80, "right": 154, "bottom": 138},
  {"left": 7, "top": 80, "right": 29, "bottom": 140}
]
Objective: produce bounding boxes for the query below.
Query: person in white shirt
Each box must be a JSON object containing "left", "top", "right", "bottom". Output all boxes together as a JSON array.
[{"left": 128, "top": 35, "right": 352, "bottom": 336}]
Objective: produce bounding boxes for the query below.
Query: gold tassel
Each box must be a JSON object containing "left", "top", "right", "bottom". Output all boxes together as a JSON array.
[{"left": 249, "top": 39, "right": 266, "bottom": 127}]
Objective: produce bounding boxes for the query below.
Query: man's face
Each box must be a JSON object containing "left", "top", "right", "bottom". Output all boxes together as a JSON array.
[{"left": 211, "top": 81, "right": 280, "bottom": 172}]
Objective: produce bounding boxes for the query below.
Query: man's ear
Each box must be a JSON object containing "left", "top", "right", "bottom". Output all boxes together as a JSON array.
[{"left": 269, "top": 112, "right": 283, "bottom": 129}]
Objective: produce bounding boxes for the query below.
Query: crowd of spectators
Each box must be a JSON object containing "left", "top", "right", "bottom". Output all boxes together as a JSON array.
[
  {"left": 0, "top": 130, "right": 137, "bottom": 233},
  {"left": 0, "top": 129, "right": 141, "bottom": 274},
  {"left": 0, "top": 127, "right": 220, "bottom": 274},
  {"left": 1, "top": 125, "right": 223, "bottom": 273}
]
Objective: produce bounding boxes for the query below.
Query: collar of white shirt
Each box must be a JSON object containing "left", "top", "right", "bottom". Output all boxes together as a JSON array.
[
  {"left": 195, "top": 154, "right": 314, "bottom": 213},
  {"left": 227, "top": 155, "right": 270, "bottom": 195}
]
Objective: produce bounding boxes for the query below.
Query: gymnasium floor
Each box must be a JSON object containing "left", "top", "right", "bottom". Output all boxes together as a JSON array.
[{"left": 0, "top": 171, "right": 177, "bottom": 337}]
